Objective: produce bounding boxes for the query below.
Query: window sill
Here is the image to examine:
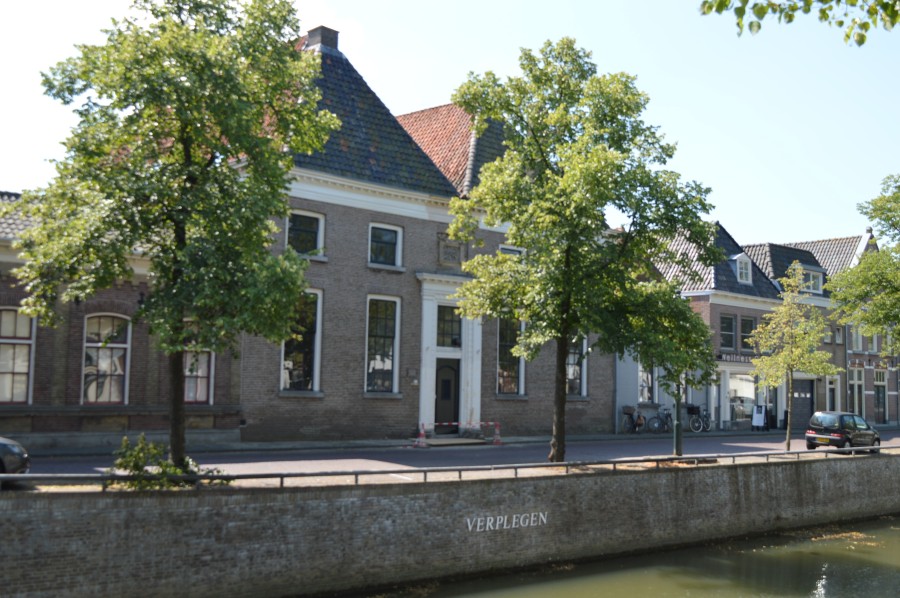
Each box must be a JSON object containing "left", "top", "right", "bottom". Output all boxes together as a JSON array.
[
  {"left": 363, "top": 392, "right": 403, "bottom": 400},
  {"left": 305, "top": 254, "right": 328, "bottom": 263},
  {"left": 368, "top": 263, "right": 406, "bottom": 273},
  {"left": 279, "top": 390, "right": 325, "bottom": 400}
]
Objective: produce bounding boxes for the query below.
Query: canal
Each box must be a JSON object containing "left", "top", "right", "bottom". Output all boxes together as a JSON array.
[{"left": 359, "top": 515, "right": 900, "bottom": 597}]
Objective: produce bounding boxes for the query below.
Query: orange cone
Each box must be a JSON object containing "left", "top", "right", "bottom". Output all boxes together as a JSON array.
[
  {"left": 493, "top": 421, "right": 502, "bottom": 445},
  {"left": 413, "top": 423, "right": 429, "bottom": 448}
]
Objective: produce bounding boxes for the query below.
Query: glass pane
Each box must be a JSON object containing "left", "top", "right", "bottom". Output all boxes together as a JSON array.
[
  {"left": 0, "top": 373, "right": 11, "bottom": 402},
  {"left": 367, "top": 299, "right": 396, "bottom": 392},
  {"left": 289, "top": 214, "right": 319, "bottom": 253},
  {"left": 12, "top": 374, "right": 27, "bottom": 403},
  {"left": 13, "top": 345, "right": 29, "bottom": 373},
  {"left": 370, "top": 227, "right": 398, "bottom": 265},
  {"left": 0, "top": 310, "right": 15, "bottom": 337},
  {"left": 15, "top": 312, "right": 31, "bottom": 338},
  {"left": 0, "top": 344, "right": 13, "bottom": 372},
  {"left": 185, "top": 378, "right": 198, "bottom": 403},
  {"left": 184, "top": 352, "right": 209, "bottom": 376},
  {"left": 283, "top": 294, "right": 318, "bottom": 391},
  {"left": 87, "top": 316, "right": 128, "bottom": 344}
]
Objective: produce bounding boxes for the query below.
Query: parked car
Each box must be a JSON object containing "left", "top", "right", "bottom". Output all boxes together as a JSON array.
[
  {"left": 0, "top": 436, "right": 31, "bottom": 474},
  {"left": 805, "top": 411, "right": 880, "bottom": 452}
]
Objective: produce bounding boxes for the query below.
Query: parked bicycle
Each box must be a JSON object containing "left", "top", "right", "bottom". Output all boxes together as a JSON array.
[
  {"left": 688, "top": 406, "right": 712, "bottom": 433},
  {"left": 647, "top": 407, "right": 673, "bottom": 434},
  {"left": 621, "top": 405, "right": 646, "bottom": 434}
]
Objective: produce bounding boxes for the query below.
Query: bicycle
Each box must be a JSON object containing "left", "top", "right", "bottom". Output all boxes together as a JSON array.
[
  {"left": 689, "top": 407, "right": 712, "bottom": 433},
  {"left": 647, "top": 407, "right": 673, "bottom": 434},
  {"left": 621, "top": 406, "right": 646, "bottom": 434}
]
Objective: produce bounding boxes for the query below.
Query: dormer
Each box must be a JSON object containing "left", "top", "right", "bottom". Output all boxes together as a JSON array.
[
  {"left": 730, "top": 253, "right": 753, "bottom": 285},
  {"left": 801, "top": 266, "right": 826, "bottom": 294}
]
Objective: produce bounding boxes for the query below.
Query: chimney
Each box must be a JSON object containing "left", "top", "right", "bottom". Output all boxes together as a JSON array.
[{"left": 307, "top": 26, "right": 339, "bottom": 50}]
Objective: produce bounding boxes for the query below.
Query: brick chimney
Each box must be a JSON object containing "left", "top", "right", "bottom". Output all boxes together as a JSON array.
[{"left": 307, "top": 26, "right": 339, "bottom": 50}]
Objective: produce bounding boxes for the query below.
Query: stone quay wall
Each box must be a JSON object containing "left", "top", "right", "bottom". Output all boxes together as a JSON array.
[{"left": 3, "top": 454, "right": 900, "bottom": 597}]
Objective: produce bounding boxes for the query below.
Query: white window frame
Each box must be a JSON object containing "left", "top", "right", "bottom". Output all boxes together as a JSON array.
[
  {"left": 82, "top": 313, "right": 132, "bottom": 405},
  {"left": 736, "top": 256, "right": 752, "bottom": 284},
  {"left": 0, "top": 307, "right": 35, "bottom": 405},
  {"left": 364, "top": 295, "right": 401, "bottom": 393},
  {"left": 286, "top": 210, "right": 325, "bottom": 257},
  {"left": 184, "top": 350, "right": 215, "bottom": 404},
  {"left": 802, "top": 270, "right": 824, "bottom": 294},
  {"left": 851, "top": 327, "right": 864, "bottom": 352},
  {"left": 497, "top": 318, "right": 525, "bottom": 395},
  {"left": 368, "top": 223, "right": 403, "bottom": 268},
  {"left": 281, "top": 289, "right": 322, "bottom": 392}
]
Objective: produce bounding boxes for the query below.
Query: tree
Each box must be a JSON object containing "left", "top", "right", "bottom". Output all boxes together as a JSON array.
[
  {"left": 700, "top": 0, "right": 900, "bottom": 45},
  {"left": 449, "top": 38, "right": 721, "bottom": 462},
  {"left": 828, "top": 174, "right": 900, "bottom": 354},
  {"left": 750, "top": 261, "right": 840, "bottom": 451},
  {"left": 1, "top": 0, "right": 339, "bottom": 467}
]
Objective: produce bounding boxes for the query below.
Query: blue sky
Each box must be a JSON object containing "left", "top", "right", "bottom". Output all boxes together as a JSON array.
[{"left": 2, "top": 1, "right": 897, "bottom": 245}]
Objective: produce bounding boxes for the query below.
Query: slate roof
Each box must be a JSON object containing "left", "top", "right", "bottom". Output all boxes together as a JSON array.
[
  {"left": 397, "top": 103, "right": 505, "bottom": 197},
  {"left": 0, "top": 191, "right": 31, "bottom": 241},
  {"left": 743, "top": 243, "right": 823, "bottom": 281},
  {"left": 783, "top": 231, "right": 877, "bottom": 276},
  {"left": 659, "top": 222, "right": 780, "bottom": 300},
  {"left": 294, "top": 29, "right": 458, "bottom": 198}
]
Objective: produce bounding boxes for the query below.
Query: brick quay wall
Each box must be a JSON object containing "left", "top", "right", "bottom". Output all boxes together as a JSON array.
[{"left": 3, "top": 455, "right": 900, "bottom": 597}]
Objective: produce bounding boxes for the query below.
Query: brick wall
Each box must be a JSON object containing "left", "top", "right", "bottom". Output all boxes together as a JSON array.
[{"left": 4, "top": 455, "right": 900, "bottom": 597}]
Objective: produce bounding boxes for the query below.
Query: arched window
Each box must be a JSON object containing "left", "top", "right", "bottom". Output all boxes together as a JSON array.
[
  {"left": 83, "top": 314, "right": 130, "bottom": 404},
  {"left": 0, "top": 308, "right": 34, "bottom": 404}
]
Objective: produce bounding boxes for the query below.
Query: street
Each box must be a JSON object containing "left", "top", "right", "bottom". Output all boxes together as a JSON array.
[{"left": 29, "top": 430, "right": 900, "bottom": 476}]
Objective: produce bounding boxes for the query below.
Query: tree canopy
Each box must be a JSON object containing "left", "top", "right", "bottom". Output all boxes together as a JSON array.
[
  {"left": 450, "top": 38, "right": 720, "bottom": 462},
  {"left": 700, "top": 0, "right": 900, "bottom": 45},
  {"left": 828, "top": 174, "right": 900, "bottom": 354},
  {"left": 750, "top": 262, "right": 840, "bottom": 450},
  {"left": 2, "top": 0, "right": 339, "bottom": 465}
]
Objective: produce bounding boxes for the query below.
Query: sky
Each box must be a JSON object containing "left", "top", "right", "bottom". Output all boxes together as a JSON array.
[{"left": 1, "top": 0, "right": 897, "bottom": 246}]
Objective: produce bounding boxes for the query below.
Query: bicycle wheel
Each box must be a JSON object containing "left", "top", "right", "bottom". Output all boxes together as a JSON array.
[
  {"left": 647, "top": 416, "right": 661, "bottom": 434},
  {"left": 622, "top": 415, "right": 634, "bottom": 434},
  {"left": 689, "top": 415, "right": 703, "bottom": 433},
  {"left": 702, "top": 416, "right": 712, "bottom": 432}
]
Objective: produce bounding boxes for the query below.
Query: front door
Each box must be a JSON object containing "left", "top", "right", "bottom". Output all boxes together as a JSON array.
[
  {"left": 435, "top": 358, "right": 460, "bottom": 434},
  {"left": 791, "top": 379, "right": 814, "bottom": 430}
]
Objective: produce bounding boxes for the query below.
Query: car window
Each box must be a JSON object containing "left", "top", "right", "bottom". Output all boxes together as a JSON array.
[
  {"left": 853, "top": 416, "right": 868, "bottom": 430},
  {"left": 813, "top": 413, "right": 838, "bottom": 428}
]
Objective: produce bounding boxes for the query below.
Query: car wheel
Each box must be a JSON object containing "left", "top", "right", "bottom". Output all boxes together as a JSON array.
[
  {"left": 843, "top": 438, "right": 855, "bottom": 455},
  {"left": 871, "top": 439, "right": 881, "bottom": 454}
]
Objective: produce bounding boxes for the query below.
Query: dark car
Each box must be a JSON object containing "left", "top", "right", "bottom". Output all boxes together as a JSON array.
[
  {"left": 805, "top": 411, "right": 880, "bottom": 452},
  {"left": 0, "top": 435, "right": 31, "bottom": 475}
]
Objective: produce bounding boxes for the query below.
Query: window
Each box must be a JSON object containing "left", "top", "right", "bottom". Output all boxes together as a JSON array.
[
  {"left": 287, "top": 211, "right": 324, "bottom": 255},
  {"left": 83, "top": 315, "right": 130, "bottom": 404},
  {"left": 498, "top": 318, "right": 524, "bottom": 394},
  {"left": 366, "top": 297, "right": 400, "bottom": 392},
  {"left": 437, "top": 305, "right": 461, "bottom": 348},
  {"left": 848, "top": 367, "right": 863, "bottom": 414},
  {"left": 282, "top": 291, "right": 321, "bottom": 392},
  {"left": 802, "top": 270, "right": 823, "bottom": 293},
  {"left": 851, "top": 327, "right": 863, "bottom": 352},
  {"left": 566, "top": 338, "right": 587, "bottom": 397},
  {"left": 834, "top": 326, "right": 844, "bottom": 345},
  {"left": 740, "top": 317, "right": 755, "bottom": 351},
  {"left": 498, "top": 245, "right": 523, "bottom": 256},
  {"left": 737, "top": 257, "right": 751, "bottom": 284},
  {"left": 184, "top": 351, "right": 213, "bottom": 404},
  {"left": 369, "top": 224, "right": 402, "bottom": 267},
  {"left": 823, "top": 329, "right": 833, "bottom": 344},
  {"left": 0, "top": 308, "right": 34, "bottom": 404},
  {"left": 874, "top": 369, "right": 887, "bottom": 423},
  {"left": 720, "top": 315, "right": 736, "bottom": 351}
]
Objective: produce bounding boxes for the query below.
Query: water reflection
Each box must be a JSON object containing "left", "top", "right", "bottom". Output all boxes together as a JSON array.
[{"left": 363, "top": 516, "right": 900, "bottom": 597}]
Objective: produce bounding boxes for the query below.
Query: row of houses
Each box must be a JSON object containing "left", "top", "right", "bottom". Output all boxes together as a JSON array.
[{"left": 0, "top": 27, "right": 892, "bottom": 446}]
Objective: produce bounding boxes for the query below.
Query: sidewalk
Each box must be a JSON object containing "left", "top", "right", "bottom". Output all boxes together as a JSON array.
[{"left": 6, "top": 424, "right": 830, "bottom": 458}]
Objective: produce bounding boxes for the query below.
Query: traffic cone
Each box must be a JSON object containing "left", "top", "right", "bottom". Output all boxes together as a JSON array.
[
  {"left": 413, "top": 423, "right": 429, "bottom": 448},
  {"left": 493, "top": 421, "right": 502, "bottom": 445}
]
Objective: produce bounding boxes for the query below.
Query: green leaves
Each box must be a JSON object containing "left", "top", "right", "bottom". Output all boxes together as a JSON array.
[
  {"left": 699, "top": 1, "right": 900, "bottom": 45},
  {"left": 4, "top": 0, "right": 339, "bottom": 354}
]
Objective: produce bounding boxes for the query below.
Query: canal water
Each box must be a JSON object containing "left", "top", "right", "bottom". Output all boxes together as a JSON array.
[{"left": 362, "top": 515, "right": 900, "bottom": 597}]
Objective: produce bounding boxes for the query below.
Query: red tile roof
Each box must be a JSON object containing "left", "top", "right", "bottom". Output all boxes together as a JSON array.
[{"left": 397, "top": 104, "right": 474, "bottom": 196}]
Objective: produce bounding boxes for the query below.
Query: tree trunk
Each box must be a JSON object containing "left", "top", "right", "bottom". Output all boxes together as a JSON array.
[
  {"left": 784, "top": 370, "right": 793, "bottom": 452},
  {"left": 548, "top": 335, "right": 569, "bottom": 462},
  {"left": 673, "top": 384, "right": 683, "bottom": 457},
  {"left": 169, "top": 350, "right": 187, "bottom": 468}
]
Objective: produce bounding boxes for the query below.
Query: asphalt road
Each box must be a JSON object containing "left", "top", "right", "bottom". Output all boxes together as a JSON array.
[{"left": 29, "top": 430, "right": 899, "bottom": 476}]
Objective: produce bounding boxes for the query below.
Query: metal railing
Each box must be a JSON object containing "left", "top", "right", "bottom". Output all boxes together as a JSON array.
[{"left": 2, "top": 446, "right": 894, "bottom": 491}]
